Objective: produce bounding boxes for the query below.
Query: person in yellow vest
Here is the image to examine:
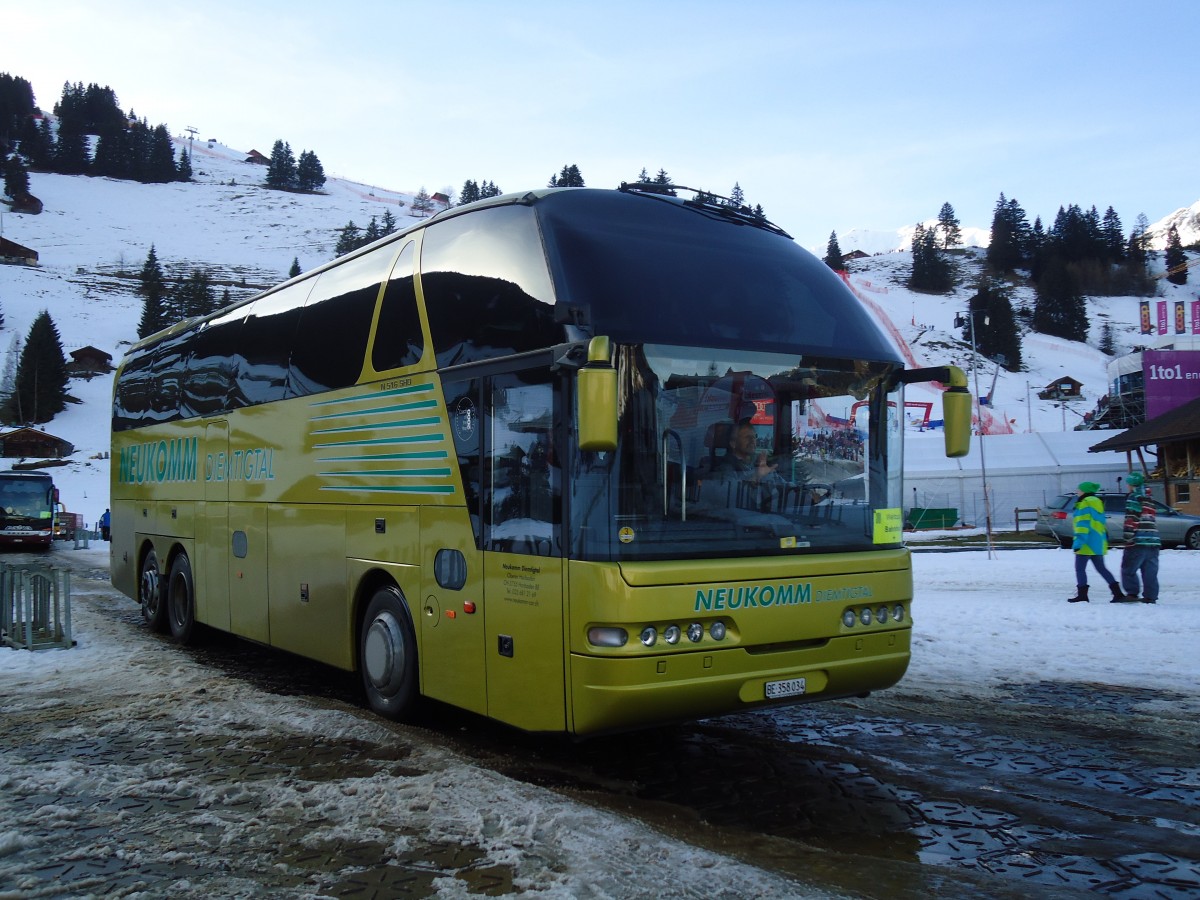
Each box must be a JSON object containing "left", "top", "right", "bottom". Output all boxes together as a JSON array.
[{"left": 1067, "top": 482, "right": 1126, "bottom": 603}]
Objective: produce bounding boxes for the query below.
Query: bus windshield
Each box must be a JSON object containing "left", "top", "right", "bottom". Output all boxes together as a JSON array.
[{"left": 570, "top": 344, "right": 903, "bottom": 561}]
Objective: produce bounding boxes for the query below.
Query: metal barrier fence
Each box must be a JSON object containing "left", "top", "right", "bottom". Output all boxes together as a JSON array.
[{"left": 1, "top": 561, "right": 73, "bottom": 651}]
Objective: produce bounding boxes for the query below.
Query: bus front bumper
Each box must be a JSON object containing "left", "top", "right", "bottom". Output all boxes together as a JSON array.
[{"left": 568, "top": 629, "right": 910, "bottom": 735}]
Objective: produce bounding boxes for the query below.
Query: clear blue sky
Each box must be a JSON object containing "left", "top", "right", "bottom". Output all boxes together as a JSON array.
[{"left": 9, "top": 0, "right": 1198, "bottom": 248}]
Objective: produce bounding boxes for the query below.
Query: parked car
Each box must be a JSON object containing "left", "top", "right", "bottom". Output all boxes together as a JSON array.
[{"left": 1036, "top": 491, "right": 1200, "bottom": 550}]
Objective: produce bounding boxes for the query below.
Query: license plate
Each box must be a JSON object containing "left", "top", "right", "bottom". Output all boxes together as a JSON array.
[{"left": 765, "top": 677, "right": 807, "bottom": 699}]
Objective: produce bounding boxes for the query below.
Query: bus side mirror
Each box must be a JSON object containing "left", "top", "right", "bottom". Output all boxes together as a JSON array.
[
  {"left": 941, "top": 365, "right": 971, "bottom": 458},
  {"left": 577, "top": 336, "right": 617, "bottom": 452}
]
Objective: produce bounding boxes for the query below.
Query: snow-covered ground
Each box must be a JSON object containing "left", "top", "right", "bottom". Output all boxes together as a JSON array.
[{"left": 2, "top": 542, "right": 1196, "bottom": 897}]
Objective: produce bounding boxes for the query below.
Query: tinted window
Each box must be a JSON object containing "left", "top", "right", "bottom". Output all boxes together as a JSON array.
[
  {"left": 420, "top": 205, "right": 561, "bottom": 368},
  {"left": 113, "top": 349, "right": 156, "bottom": 431},
  {"left": 182, "top": 307, "right": 245, "bottom": 418},
  {"left": 535, "top": 190, "right": 900, "bottom": 362},
  {"left": 372, "top": 242, "right": 424, "bottom": 372},
  {"left": 289, "top": 247, "right": 393, "bottom": 395},
  {"left": 235, "top": 281, "right": 308, "bottom": 406}
]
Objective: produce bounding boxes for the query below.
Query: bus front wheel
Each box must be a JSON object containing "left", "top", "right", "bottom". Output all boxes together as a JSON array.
[
  {"left": 359, "top": 587, "right": 418, "bottom": 720},
  {"left": 139, "top": 548, "right": 168, "bottom": 633},
  {"left": 168, "top": 553, "right": 199, "bottom": 645}
]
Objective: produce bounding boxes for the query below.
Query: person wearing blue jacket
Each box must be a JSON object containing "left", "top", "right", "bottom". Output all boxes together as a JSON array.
[{"left": 1067, "top": 482, "right": 1126, "bottom": 603}]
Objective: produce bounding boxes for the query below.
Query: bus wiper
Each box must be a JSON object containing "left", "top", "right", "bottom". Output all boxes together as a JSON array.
[{"left": 617, "top": 182, "right": 792, "bottom": 239}]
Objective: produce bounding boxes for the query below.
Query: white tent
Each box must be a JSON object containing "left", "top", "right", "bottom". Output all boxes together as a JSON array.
[{"left": 904, "top": 430, "right": 1131, "bottom": 529}]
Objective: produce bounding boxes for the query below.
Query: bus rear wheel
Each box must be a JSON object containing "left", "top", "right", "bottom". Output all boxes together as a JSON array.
[
  {"left": 167, "top": 553, "right": 199, "bottom": 645},
  {"left": 359, "top": 586, "right": 418, "bottom": 720},
  {"left": 139, "top": 548, "right": 168, "bottom": 633}
]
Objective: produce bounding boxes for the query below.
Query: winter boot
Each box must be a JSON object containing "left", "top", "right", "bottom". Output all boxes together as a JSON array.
[
  {"left": 1109, "top": 582, "right": 1135, "bottom": 602},
  {"left": 1141, "top": 597, "right": 1157, "bottom": 604},
  {"left": 1067, "top": 585, "right": 1089, "bottom": 603}
]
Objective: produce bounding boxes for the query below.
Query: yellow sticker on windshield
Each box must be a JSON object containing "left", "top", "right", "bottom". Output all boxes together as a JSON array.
[{"left": 873, "top": 508, "right": 902, "bottom": 544}]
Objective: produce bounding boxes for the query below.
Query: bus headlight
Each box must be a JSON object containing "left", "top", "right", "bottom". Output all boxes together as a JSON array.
[
  {"left": 842, "top": 609, "right": 857, "bottom": 628},
  {"left": 709, "top": 621, "right": 726, "bottom": 641},
  {"left": 664, "top": 624, "right": 681, "bottom": 645},
  {"left": 687, "top": 622, "right": 703, "bottom": 643},
  {"left": 587, "top": 626, "right": 628, "bottom": 648},
  {"left": 640, "top": 626, "right": 658, "bottom": 647},
  {"left": 876, "top": 606, "right": 889, "bottom": 624},
  {"left": 892, "top": 604, "right": 905, "bottom": 623},
  {"left": 859, "top": 607, "right": 873, "bottom": 626}
]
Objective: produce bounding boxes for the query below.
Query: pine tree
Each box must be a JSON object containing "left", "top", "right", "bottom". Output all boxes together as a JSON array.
[
  {"left": 296, "top": 149, "right": 325, "bottom": 191},
  {"left": 964, "top": 278, "right": 1022, "bottom": 371},
  {"left": 335, "top": 221, "right": 362, "bottom": 256},
  {"left": 480, "top": 180, "right": 502, "bottom": 198},
  {"left": 410, "top": 187, "right": 434, "bottom": 216},
  {"left": 1100, "top": 206, "right": 1125, "bottom": 262},
  {"left": 176, "top": 147, "right": 193, "bottom": 181},
  {"left": 136, "top": 246, "right": 169, "bottom": 338},
  {"left": 17, "top": 114, "right": 53, "bottom": 168},
  {"left": 3, "top": 153, "right": 30, "bottom": 198},
  {"left": 1165, "top": 224, "right": 1188, "bottom": 285},
  {"left": 458, "top": 179, "right": 480, "bottom": 205},
  {"left": 5, "top": 311, "right": 69, "bottom": 424},
  {"left": 52, "top": 121, "right": 90, "bottom": 174},
  {"left": 1099, "top": 321, "right": 1116, "bottom": 355},
  {"left": 145, "top": 124, "right": 177, "bottom": 183},
  {"left": 380, "top": 209, "right": 398, "bottom": 234},
  {"left": 549, "top": 164, "right": 584, "bottom": 187},
  {"left": 986, "top": 193, "right": 1031, "bottom": 273},
  {"left": 1032, "top": 258, "right": 1088, "bottom": 341},
  {"left": 908, "top": 223, "right": 953, "bottom": 292},
  {"left": 0, "top": 333, "right": 20, "bottom": 408},
  {"left": 936, "top": 202, "right": 962, "bottom": 250},
  {"left": 729, "top": 183, "right": 745, "bottom": 207},
  {"left": 652, "top": 169, "right": 676, "bottom": 195},
  {"left": 823, "top": 231, "right": 846, "bottom": 271},
  {"left": 289, "top": 257, "right": 301, "bottom": 278},
  {"left": 266, "top": 139, "right": 297, "bottom": 189}
]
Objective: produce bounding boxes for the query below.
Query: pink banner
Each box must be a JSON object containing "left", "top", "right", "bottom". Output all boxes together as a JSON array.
[
  {"left": 1192, "top": 299, "right": 1200, "bottom": 334},
  {"left": 1157, "top": 300, "right": 1168, "bottom": 335}
]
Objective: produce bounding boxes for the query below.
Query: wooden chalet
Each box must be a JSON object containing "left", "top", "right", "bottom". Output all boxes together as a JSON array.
[
  {"left": 67, "top": 346, "right": 115, "bottom": 378},
  {"left": 1037, "top": 376, "right": 1083, "bottom": 401},
  {"left": 0, "top": 428, "right": 75, "bottom": 460},
  {"left": 0, "top": 236, "right": 39, "bottom": 265}
]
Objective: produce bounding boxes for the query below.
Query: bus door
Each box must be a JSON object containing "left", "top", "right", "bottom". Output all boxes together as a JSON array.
[
  {"left": 201, "top": 420, "right": 231, "bottom": 631},
  {"left": 481, "top": 370, "right": 566, "bottom": 732}
]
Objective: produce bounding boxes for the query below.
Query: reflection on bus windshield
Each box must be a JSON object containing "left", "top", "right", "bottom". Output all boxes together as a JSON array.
[{"left": 570, "top": 345, "right": 899, "bottom": 561}]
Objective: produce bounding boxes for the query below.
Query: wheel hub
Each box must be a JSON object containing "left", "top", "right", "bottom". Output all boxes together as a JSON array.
[{"left": 364, "top": 612, "right": 406, "bottom": 695}]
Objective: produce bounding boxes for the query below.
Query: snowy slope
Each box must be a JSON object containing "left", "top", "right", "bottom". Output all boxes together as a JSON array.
[{"left": 1, "top": 136, "right": 1196, "bottom": 528}]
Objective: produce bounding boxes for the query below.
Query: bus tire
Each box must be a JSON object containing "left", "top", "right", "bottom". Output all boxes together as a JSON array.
[
  {"left": 139, "top": 548, "right": 168, "bottom": 633},
  {"left": 359, "top": 586, "right": 419, "bottom": 720},
  {"left": 167, "top": 552, "right": 199, "bottom": 645}
]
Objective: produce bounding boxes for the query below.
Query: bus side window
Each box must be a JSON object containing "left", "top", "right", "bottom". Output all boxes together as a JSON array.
[
  {"left": 182, "top": 307, "right": 244, "bottom": 418},
  {"left": 420, "top": 206, "right": 561, "bottom": 369},
  {"left": 235, "top": 283, "right": 307, "bottom": 406},
  {"left": 289, "top": 248, "right": 392, "bottom": 396},
  {"left": 371, "top": 242, "right": 424, "bottom": 372}
]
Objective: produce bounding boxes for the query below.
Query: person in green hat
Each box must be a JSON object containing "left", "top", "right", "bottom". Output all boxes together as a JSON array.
[
  {"left": 1068, "top": 481, "right": 1126, "bottom": 602},
  {"left": 1119, "top": 471, "right": 1159, "bottom": 603}
]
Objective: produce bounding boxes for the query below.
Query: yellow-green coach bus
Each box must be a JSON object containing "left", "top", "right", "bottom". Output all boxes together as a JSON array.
[{"left": 111, "top": 185, "right": 969, "bottom": 735}]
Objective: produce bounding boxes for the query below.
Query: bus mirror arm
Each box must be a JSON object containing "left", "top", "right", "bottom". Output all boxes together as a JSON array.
[{"left": 550, "top": 342, "right": 589, "bottom": 372}]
